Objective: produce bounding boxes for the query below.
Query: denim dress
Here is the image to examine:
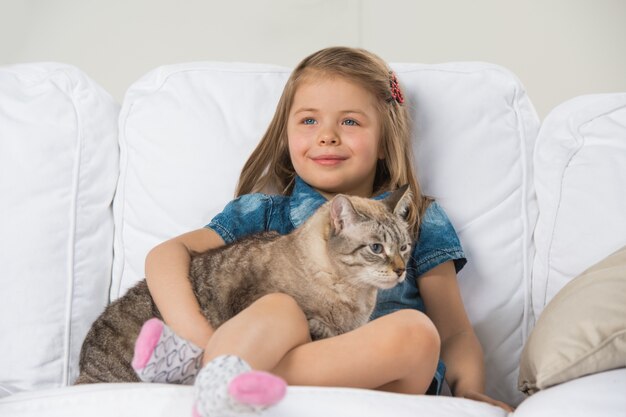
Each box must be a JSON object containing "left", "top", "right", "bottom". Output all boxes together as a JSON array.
[{"left": 207, "top": 176, "right": 466, "bottom": 395}]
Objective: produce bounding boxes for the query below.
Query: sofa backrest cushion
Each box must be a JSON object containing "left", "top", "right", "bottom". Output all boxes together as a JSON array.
[
  {"left": 532, "top": 93, "right": 626, "bottom": 321},
  {"left": 0, "top": 64, "right": 119, "bottom": 392},
  {"left": 112, "top": 63, "right": 291, "bottom": 297},
  {"left": 115, "top": 61, "right": 539, "bottom": 405}
]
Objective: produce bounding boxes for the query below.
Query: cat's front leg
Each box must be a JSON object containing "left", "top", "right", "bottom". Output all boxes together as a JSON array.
[{"left": 307, "top": 318, "right": 339, "bottom": 341}]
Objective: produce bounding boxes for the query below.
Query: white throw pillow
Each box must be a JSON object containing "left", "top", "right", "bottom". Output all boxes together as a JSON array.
[{"left": 0, "top": 63, "right": 119, "bottom": 391}]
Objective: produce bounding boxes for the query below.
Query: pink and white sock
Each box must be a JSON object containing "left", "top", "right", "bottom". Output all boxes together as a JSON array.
[
  {"left": 193, "top": 355, "right": 287, "bottom": 417},
  {"left": 132, "top": 318, "right": 204, "bottom": 384}
]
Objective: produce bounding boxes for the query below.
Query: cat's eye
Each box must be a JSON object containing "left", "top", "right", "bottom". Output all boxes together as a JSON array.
[
  {"left": 400, "top": 244, "right": 409, "bottom": 251},
  {"left": 369, "top": 243, "right": 384, "bottom": 254}
]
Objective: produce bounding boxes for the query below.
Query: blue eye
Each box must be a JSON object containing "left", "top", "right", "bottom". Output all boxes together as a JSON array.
[
  {"left": 369, "top": 243, "right": 383, "bottom": 254},
  {"left": 343, "top": 119, "right": 358, "bottom": 126},
  {"left": 303, "top": 118, "right": 316, "bottom": 125}
]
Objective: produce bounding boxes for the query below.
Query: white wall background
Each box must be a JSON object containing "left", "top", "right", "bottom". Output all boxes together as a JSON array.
[{"left": 1, "top": 0, "right": 625, "bottom": 118}]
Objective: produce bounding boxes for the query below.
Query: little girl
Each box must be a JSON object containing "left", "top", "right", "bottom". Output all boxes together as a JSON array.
[{"left": 131, "top": 47, "right": 512, "bottom": 415}]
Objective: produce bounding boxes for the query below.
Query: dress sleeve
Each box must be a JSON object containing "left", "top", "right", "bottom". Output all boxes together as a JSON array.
[
  {"left": 411, "top": 201, "right": 467, "bottom": 277},
  {"left": 205, "top": 193, "right": 272, "bottom": 244}
]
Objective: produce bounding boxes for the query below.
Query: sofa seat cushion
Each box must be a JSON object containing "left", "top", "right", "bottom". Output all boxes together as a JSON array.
[
  {"left": 513, "top": 369, "right": 626, "bottom": 417},
  {"left": 0, "top": 384, "right": 508, "bottom": 417}
]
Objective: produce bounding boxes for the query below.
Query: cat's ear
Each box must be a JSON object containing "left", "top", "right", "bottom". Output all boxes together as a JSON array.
[
  {"left": 385, "top": 184, "right": 412, "bottom": 220},
  {"left": 329, "top": 195, "right": 358, "bottom": 234}
]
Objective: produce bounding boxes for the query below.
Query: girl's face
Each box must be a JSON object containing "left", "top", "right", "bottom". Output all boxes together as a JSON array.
[{"left": 287, "top": 76, "right": 383, "bottom": 199}]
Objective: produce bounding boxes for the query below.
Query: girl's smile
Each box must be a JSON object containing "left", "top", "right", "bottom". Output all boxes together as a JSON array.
[
  {"left": 287, "top": 76, "right": 383, "bottom": 198},
  {"left": 310, "top": 154, "right": 348, "bottom": 166}
]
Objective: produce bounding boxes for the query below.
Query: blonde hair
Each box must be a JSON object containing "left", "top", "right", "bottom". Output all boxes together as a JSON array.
[{"left": 236, "top": 47, "right": 430, "bottom": 235}]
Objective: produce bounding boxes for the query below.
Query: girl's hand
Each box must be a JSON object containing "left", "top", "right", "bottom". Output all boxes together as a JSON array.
[{"left": 462, "top": 390, "right": 515, "bottom": 413}]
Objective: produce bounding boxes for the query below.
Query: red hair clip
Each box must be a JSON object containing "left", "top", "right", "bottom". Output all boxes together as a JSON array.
[{"left": 389, "top": 72, "right": 404, "bottom": 105}]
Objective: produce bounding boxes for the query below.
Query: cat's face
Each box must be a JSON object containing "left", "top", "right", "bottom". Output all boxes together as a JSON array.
[{"left": 327, "top": 187, "right": 413, "bottom": 289}]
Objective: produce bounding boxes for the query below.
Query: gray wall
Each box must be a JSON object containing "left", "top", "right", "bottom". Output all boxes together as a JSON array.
[{"left": 2, "top": 0, "right": 625, "bottom": 117}]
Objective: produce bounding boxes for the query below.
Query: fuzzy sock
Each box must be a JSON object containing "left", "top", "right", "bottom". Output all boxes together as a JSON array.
[
  {"left": 132, "top": 318, "right": 204, "bottom": 385},
  {"left": 193, "top": 355, "right": 287, "bottom": 417}
]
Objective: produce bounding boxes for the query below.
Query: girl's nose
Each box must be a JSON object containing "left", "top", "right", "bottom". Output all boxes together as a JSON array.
[{"left": 318, "top": 132, "right": 339, "bottom": 145}]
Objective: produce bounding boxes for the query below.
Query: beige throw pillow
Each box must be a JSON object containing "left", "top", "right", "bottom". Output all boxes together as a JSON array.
[{"left": 518, "top": 245, "right": 626, "bottom": 395}]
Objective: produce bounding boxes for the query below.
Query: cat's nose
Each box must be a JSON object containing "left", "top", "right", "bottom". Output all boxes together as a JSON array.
[
  {"left": 394, "top": 267, "right": 405, "bottom": 277},
  {"left": 391, "top": 256, "right": 405, "bottom": 278}
]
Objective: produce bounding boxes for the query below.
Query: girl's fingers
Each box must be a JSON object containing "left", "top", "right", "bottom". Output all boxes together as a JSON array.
[{"left": 463, "top": 391, "right": 515, "bottom": 413}]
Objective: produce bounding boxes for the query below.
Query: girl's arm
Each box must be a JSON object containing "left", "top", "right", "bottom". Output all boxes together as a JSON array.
[
  {"left": 419, "top": 261, "right": 514, "bottom": 412},
  {"left": 145, "top": 227, "right": 225, "bottom": 348}
]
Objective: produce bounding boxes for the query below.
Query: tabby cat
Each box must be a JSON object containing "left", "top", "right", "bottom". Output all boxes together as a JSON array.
[{"left": 76, "top": 186, "right": 413, "bottom": 384}]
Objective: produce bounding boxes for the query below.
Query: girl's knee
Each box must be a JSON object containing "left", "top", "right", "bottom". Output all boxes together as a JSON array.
[
  {"left": 370, "top": 310, "right": 441, "bottom": 394},
  {"left": 251, "top": 293, "right": 310, "bottom": 340},
  {"left": 254, "top": 293, "right": 303, "bottom": 316},
  {"left": 381, "top": 310, "right": 441, "bottom": 361}
]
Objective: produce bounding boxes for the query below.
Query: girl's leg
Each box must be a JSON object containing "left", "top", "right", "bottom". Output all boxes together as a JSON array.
[
  {"left": 135, "top": 296, "right": 440, "bottom": 401},
  {"left": 202, "top": 292, "right": 312, "bottom": 367},
  {"left": 132, "top": 292, "right": 312, "bottom": 384},
  {"left": 271, "top": 309, "right": 441, "bottom": 395}
]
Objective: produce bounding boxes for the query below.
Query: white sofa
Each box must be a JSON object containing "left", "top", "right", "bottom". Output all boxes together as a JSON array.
[{"left": 0, "top": 61, "right": 624, "bottom": 417}]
